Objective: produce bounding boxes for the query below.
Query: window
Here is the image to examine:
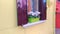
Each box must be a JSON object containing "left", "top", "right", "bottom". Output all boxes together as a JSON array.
[{"left": 17, "top": 0, "right": 47, "bottom": 27}]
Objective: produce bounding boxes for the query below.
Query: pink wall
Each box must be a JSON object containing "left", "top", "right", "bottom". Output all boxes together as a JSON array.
[{"left": 56, "top": 0, "right": 60, "bottom": 28}]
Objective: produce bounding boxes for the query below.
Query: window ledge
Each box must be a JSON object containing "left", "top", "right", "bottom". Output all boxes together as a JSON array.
[{"left": 23, "top": 20, "right": 46, "bottom": 28}]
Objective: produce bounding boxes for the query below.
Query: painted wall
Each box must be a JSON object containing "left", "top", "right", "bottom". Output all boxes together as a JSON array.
[
  {"left": 56, "top": 0, "right": 60, "bottom": 28},
  {"left": 0, "top": 0, "right": 55, "bottom": 34}
]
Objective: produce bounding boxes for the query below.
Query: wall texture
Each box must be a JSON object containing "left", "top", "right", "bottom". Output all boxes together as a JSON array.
[{"left": 0, "top": 0, "right": 55, "bottom": 34}]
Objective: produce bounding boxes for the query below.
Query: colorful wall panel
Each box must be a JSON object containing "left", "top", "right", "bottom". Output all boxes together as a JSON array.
[
  {"left": 56, "top": 0, "right": 60, "bottom": 34},
  {"left": 56, "top": 0, "right": 60, "bottom": 28}
]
